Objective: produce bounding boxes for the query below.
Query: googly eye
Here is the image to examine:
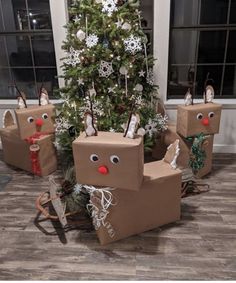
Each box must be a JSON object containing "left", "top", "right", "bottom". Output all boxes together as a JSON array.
[
  {"left": 208, "top": 112, "right": 215, "bottom": 118},
  {"left": 90, "top": 154, "right": 99, "bottom": 162},
  {"left": 196, "top": 113, "right": 203, "bottom": 120},
  {"left": 110, "top": 155, "right": 120, "bottom": 164},
  {"left": 27, "top": 116, "right": 34, "bottom": 123},
  {"left": 42, "top": 113, "right": 48, "bottom": 120}
]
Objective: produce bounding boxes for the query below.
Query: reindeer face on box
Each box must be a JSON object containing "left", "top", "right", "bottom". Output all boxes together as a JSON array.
[
  {"left": 177, "top": 87, "right": 222, "bottom": 138},
  {"left": 14, "top": 89, "right": 55, "bottom": 139},
  {"left": 73, "top": 131, "right": 144, "bottom": 191}
]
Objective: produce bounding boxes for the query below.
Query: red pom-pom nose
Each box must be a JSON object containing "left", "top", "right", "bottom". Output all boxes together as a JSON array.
[
  {"left": 202, "top": 118, "right": 209, "bottom": 126},
  {"left": 35, "top": 118, "right": 44, "bottom": 127},
  {"left": 98, "top": 165, "right": 109, "bottom": 175}
]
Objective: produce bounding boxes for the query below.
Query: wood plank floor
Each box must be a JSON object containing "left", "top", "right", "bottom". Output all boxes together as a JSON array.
[{"left": 0, "top": 151, "right": 236, "bottom": 280}]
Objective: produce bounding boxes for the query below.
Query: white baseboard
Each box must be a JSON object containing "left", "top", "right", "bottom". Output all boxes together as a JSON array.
[{"left": 213, "top": 144, "right": 236, "bottom": 153}]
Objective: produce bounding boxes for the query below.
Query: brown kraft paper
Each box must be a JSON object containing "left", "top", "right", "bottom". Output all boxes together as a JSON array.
[
  {"left": 89, "top": 160, "right": 182, "bottom": 245},
  {"left": 176, "top": 103, "right": 222, "bottom": 138},
  {"left": 0, "top": 125, "right": 57, "bottom": 176},
  {"left": 73, "top": 131, "right": 144, "bottom": 191},
  {"left": 152, "top": 123, "right": 214, "bottom": 178},
  {"left": 15, "top": 104, "right": 55, "bottom": 139}
]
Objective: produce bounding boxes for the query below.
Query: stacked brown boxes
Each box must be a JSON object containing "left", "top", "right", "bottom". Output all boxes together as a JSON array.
[
  {"left": 152, "top": 103, "right": 222, "bottom": 178},
  {"left": 73, "top": 132, "right": 182, "bottom": 245}
]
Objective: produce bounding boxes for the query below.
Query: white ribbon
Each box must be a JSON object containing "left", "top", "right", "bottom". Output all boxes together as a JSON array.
[{"left": 83, "top": 185, "right": 116, "bottom": 238}]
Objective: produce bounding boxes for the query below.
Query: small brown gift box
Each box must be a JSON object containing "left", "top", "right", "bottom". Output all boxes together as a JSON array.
[
  {"left": 89, "top": 160, "right": 182, "bottom": 245},
  {"left": 0, "top": 125, "right": 57, "bottom": 176},
  {"left": 15, "top": 104, "right": 55, "bottom": 139},
  {"left": 177, "top": 103, "right": 222, "bottom": 138},
  {"left": 73, "top": 132, "right": 144, "bottom": 191},
  {"left": 152, "top": 123, "right": 214, "bottom": 178}
]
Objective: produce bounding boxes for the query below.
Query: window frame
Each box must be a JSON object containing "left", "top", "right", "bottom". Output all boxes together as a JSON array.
[{"left": 154, "top": 0, "right": 236, "bottom": 107}]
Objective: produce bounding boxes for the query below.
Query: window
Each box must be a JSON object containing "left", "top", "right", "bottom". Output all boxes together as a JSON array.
[
  {"left": 168, "top": 0, "right": 236, "bottom": 99},
  {"left": 0, "top": 0, "right": 58, "bottom": 99}
]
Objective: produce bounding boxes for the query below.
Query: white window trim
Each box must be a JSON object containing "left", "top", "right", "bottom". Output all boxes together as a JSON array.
[{"left": 153, "top": 0, "right": 236, "bottom": 108}]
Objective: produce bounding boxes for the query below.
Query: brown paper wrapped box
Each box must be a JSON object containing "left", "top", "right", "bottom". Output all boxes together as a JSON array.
[
  {"left": 90, "top": 161, "right": 182, "bottom": 245},
  {"left": 0, "top": 125, "right": 57, "bottom": 176},
  {"left": 73, "top": 132, "right": 144, "bottom": 191},
  {"left": 152, "top": 123, "right": 214, "bottom": 178},
  {"left": 177, "top": 103, "right": 222, "bottom": 138},
  {"left": 15, "top": 104, "right": 55, "bottom": 139}
]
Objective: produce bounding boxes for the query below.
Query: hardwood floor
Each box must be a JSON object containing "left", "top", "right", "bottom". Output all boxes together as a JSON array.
[{"left": 0, "top": 151, "right": 236, "bottom": 280}]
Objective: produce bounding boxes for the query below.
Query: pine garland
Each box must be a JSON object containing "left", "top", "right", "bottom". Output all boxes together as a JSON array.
[{"left": 187, "top": 133, "right": 207, "bottom": 173}]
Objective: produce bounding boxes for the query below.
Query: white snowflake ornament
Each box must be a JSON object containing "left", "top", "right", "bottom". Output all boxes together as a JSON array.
[
  {"left": 145, "top": 119, "right": 158, "bottom": 138},
  {"left": 86, "top": 34, "right": 99, "bottom": 48},
  {"left": 65, "top": 46, "right": 81, "bottom": 67},
  {"left": 124, "top": 35, "right": 142, "bottom": 55},
  {"left": 99, "top": 60, "right": 114, "bottom": 77},
  {"left": 102, "top": 0, "right": 118, "bottom": 17}
]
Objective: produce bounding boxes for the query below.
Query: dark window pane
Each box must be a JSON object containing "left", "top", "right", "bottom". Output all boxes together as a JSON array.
[
  {"left": 1, "top": 0, "right": 29, "bottom": 31},
  {"left": 200, "top": 0, "right": 228, "bottom": 24},
  {"left": 170, "top": 0, "right": 200, "bottom": 27},
  {"left": 168, "top": 65, "right": 196, "bottom": 97},
  {"left": 11, "top": 68, "right": 36, "bottom": 98},
  {"left": 196, "top": 65, "right": 223, "bottom": 96},
  {"left": 35, "top": 68, "right": 58, "bottom": 97},
  {"left": 222, "top": 66, "right": 236, "bottom": 96},
  {"left": 6, "top": 35, "right": 33, "bottom": 67},
  {"left": 31, "top": 35, "right": 56, "bottom": 66},
  {"left": 230, "top": 0, "right": 236, "bottom": 23},
  {"left": 140, "top": 0, "right": 153, "bottom": 29},
  {"left": 27, "top": 0, "right": 52, "bottom": 30},
  {"left": 226, "top": 31, "right": 236, "bottom": 63},
  {"left": 0, "top": 36, "right": 8, "bottom": 66},
  {"left": 170, "top": 30, "right": 197, "bottom": 64},
  {"left": 0, "top": 68, "right": 12, "bottom": 98},
  {"left": 198, "top": 31, "right": 226, "bottom": 63}
]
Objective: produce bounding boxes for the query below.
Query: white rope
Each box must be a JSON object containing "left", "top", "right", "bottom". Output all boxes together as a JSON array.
[
  {"left": 125, "top": 74, "right": 128, "bottom": 97},
  {"left": 83, "top": 185, "right": 116, "bottom": 238},
  {"left": 85, "top": 15, "right": 88, "bottom": 37},
  {"left": 144, "top": 43, "right": 149, "bottom": 75}
]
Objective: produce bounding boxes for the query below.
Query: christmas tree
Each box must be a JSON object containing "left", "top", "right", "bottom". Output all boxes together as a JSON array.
[{"left": 56, "top": 0, "right": 167, "bottom": 157}]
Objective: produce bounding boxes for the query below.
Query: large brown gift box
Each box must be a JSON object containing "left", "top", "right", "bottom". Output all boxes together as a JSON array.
[
  {"left": 73, "top": 132, "right": 144, "bottom": 191},
  {"left": 152, "top": 123, "right": 214, "bottom": 178},
  {"left": 90, "top": 160, "right": 182, "bottom": 245},
  {"left": 0, "top": 125, "right": 57, "bottom": 176},
  {"left": 177, "top": 103, "right": 222, "bottom": 138},
  {"left": 15, "top": 104, "right": 55, "bottom": 139}
]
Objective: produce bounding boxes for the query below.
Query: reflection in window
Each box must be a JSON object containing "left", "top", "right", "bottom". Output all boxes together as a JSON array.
[
  {"left": 0, "top": 0, "right": 57, "bottom": 99},
  {"left": 169, "top": 0, "right": 236, "bottom": 99}
]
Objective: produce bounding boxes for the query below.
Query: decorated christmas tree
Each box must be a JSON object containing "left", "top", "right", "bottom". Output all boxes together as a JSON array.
[{"left": 56, "top": 0, "right": 167, "bottom": 157}]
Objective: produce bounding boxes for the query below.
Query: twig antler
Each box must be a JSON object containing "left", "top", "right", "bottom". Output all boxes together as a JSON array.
[
  {"left": 203, "top": 72, "right": 214, "bottom": 104},
  {"left": 9, "top": 81, "right": 27, "bottom": 108}
]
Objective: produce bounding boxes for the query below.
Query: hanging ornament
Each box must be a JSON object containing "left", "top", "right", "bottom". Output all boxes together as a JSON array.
[
  {"left": 137, "top": 127, "right": 146, "bottom": 136},
  {"left": 119, "top": 66, "right": 128, "bottom": 97},
  {"left": 117, "top": 56, "right": 121, "bottom": 61},
  {"left": 99, "top": 60, "right": 114, "bottom": 77},
  {"left": 139, "top": 70, "right": 145, "bottom": 77},
  {"left": 77, "top": 78, "right": 84, "bottom": 85},
  {"left": 115, "top": 19, "right": 123, "bottom": 28},
  {"left": 76, "top": 29, "right": 86, "bottom": 41},
  {"left": 68, "top": 126, "right": 76, "bottom": 137},
  {"left": 123, "top": 35, "right": 142, "bottom": 55},
  {"left": 86, "top": 34, "right": 99, "bottom": 48},
  {"left": 108, "top": 86, "right": 115, "bottom": 93},
  {"left": 103, "top": 36, "right": 109, "bottom": 48},
  {"left": 65, "top": 46, "right": 81, "bottom": 67},
  {"left": 102, "top": 0, "right": 118, "bottom": 17},
  {"left": 89, "top": 81, "right": 97, "bottom": 97},
  {"left": 145, "top": 119, "right": 158, "bottom": 138},
  {"left": 146, "top": 69, "right": 154, "bottom": 86},
  {"left": 73, "top": 15, "right": 80, "bottom": 23},
  {"left": 55, "top": 117, "right": 71, "bottom": 134},
  {"left": 134, "top": 84, "right": 143, "bottom": 92},
  {"left": 121, "top": 22, "right": 131, "bottom": 31},
  {"left": 119, "top": 66, "right": 128, "bottom": 75}
]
